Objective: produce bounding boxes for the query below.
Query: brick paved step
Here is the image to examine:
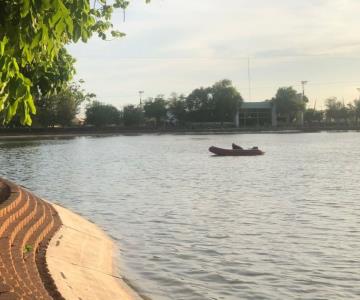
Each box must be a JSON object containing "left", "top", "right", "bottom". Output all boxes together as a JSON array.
[
  {"left": 0, "top": 191, "right": 34, "bottom": 294},
  {"left": 0, "top": 192, "right": 40, "bottom": 297},
  {"left": 0, "top": 181, "right": 22, "bottom": 218},
  {"left": 0, "top": 179, "right": 62, "bottom": 300},
  {"left": 0, "top": 191, "right": 28, "bottom": 237},
  {"left": 22, "top": 197, "right": 55, "bottom": 300},
  {"left": 10, "top": 193, "right": 44, "bottom": 299}
]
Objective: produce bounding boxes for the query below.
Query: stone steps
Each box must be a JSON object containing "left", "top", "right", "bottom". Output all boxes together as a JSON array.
[{"left": 0, "top": 179, "right": 62, "bottom": 300}]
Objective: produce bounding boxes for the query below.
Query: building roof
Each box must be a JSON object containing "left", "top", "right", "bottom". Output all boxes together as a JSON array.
[{"left": 241, "top": 101, "right": 273, "bottom": 109}]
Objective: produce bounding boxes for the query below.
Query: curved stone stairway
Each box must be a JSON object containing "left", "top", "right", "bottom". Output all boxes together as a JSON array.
[{"left": 0, "top": 179, "right": 62, "bottom": 300}]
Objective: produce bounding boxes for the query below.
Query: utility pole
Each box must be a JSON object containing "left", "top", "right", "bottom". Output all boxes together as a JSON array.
[
  {"left": 301, "top": 80, "right": 308, "bottom": 102},
  {"left": 139, "top": 91, "right": 144, "bottom": 107},
  {"left": 300, "top": 81, "right": 308, "bottom": 126}
]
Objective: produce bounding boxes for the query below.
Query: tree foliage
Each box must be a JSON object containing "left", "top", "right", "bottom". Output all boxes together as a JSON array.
[
  {"left": 212, "top": 79, "right": 242, "bottom": 124},
  {"left": 325, "top": 97, "right": 348, "bottom": 123},
  {"left": 85, "top": 101, "right": 120, "bottom": 127},
  {"left": 35, "top": 81, "right": 94, "bottom": 127},
  {"left": 29, "top": 48, "right": 76, "bottom": 99},
  {"left": 186, "top": 87, "right": 214, "bottom": 122},
  {"left": 303, "top": 98, "right": 360, "bottom": 126},
  {"left": 123, "top": 104, "right": 144, "bottom": 126},
  {"left": 272, "top": 87, "right": 307, "bottom": 123},
  {"left": 143, "top": 96, "right": 167, "bottom": 127},
  {"left": 168, "top": 93, "right": 187, "bottom": 125},
  {"left": 346, "top": 100, "right": 360, "bottom": 125},
  {"left": 186, "top": 79, "right": 242, "bottom": 123},
  {"left": 304, "top": 108, "right": 323, "bottom": 124},
  {"left": 0, "top": 0, "right": 148, "bottom": 125}
]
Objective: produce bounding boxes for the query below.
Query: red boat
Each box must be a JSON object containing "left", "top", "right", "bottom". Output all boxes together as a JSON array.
[{"left": 209, "top": 146, "right": 265, "bottom": 156}]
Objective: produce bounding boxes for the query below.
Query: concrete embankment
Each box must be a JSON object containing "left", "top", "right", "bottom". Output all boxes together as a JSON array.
[
  {"left": 46, "top": 203, "right": 142, "bottom": 300},
  {"left": 0, "top": 178, "right": 142, "bottom": 300}
]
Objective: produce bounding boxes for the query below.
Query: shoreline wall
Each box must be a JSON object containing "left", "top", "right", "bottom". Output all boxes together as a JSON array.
[
  {"left": 0, "top": 178, "right": 142, "bottom": 300},
  {"left": 46, "top": 203, "right": 143, "bottom": 300}
]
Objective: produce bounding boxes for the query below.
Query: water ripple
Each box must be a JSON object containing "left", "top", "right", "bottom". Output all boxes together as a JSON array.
[{"left": 0, "top": 132, "right": 360, "bottom": 299}]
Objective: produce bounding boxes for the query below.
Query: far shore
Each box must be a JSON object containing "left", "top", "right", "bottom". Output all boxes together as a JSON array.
[{"left": 0, "top": 125, "right": 358, "bottom": 140}]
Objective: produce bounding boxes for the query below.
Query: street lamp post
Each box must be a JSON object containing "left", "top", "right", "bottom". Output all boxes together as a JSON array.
[
  {"left": 299, "top": 81, "right": 308, "bottom": 126},
  {"left": 139, "top": 91, "right": 144, "bottom": 107},
  {"left": 301, "top": 81, "right": 308, "bottom": 102}
]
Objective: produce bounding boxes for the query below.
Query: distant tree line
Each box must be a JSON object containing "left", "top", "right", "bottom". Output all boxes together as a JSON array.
[
  {"left": 305, "top": 98, "right": 360, "bottom": 126},
  {"left": 260, "top": 86, "right": 360, "bottom": 127},
  {"left": 84, "top": 79, "right": 244, "bottom": 128},
  {"left": 84, "top": 85, "right": 310, "bottom": 128},
  {"left": 4, "top": 77, "right": 360, "bottom": 129}
]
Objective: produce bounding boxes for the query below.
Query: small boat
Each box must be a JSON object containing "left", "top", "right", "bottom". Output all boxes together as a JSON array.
[{"left": 209, "top": 146, "right": 265, "bottom": 156}]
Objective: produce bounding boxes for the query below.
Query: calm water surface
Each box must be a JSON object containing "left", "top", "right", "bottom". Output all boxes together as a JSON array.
[{"left": 0, "top": 132, "right": 360, "bottom": 299}]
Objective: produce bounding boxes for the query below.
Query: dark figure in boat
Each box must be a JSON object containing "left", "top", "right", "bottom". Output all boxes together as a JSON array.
[
  {"left": 232, "top": 143, "right": 259, "bottom": 150},
  {"left": 232, "top": 143, "right": 243, "bottom": 150}
]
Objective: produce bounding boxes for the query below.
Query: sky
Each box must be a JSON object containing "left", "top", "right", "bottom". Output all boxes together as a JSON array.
[{"left": 67, "top": 0, "right": 360, "bottom": 109}]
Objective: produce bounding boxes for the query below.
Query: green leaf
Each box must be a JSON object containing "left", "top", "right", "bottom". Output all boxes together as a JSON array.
[
  {"left": 27, "top": 95, "right": 36, "bottom": 114},
  {"left": 11, "top": 58, "right": 19, "bottom": 73},
  {"left": 0, "top": 37, "right": 8, "bottom": 56},
  {"left": 22, "top": 46, "right": 34, "bottom": 65},
  {"left": 24, "top": 114, "right": 32, "bottom": 126},
  {"left": 0, "top": 56, "right": 7, "bottom": 72},
  {"left": 30, "top": 30, "right": 42, "bottom": 49},
  {"left": 55, "top": 20, "right": 66, "bottom": 36},
  {"left": 0, "top": 93, "right": 9, "bottom": 110},
  {"left": 16, "top": 83, "right": 27, "bottom": 99},
  {"left": 73, "top": 24, "right": 81, "bottom": 42},
  {"left": 6, "top": 100, "right": 19, "bottom": 123},
  {"left": 64, "top": 16, "right": 74, "bottom": 33},
  {"left": 42, "top": 26, "right": 49, "bottom": 44},
  {"left": 111, "top": 30, "right": 126, "bottom": 38},
  {"left": 20, "top": 0, "right": 30, "bottom": 18},
  {"left": 81, "top": 30, "right": 89, "bottom": 42},
  {"left": 41, "top": 0, "right": 51, "bottom": 10},
  {"left": 8, "top": 79, "right": 20, "bottom": 97},
  {"left": 49, "top": 9, "right": 63, "bottom": 28}
]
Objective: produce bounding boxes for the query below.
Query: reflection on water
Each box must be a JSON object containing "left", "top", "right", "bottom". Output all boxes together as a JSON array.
[
  {"left": 0, "top": 133, "right": 360, "bottom": 300},
  {"left": 0, "top": 140, "right": 43, "bottom": 149}
]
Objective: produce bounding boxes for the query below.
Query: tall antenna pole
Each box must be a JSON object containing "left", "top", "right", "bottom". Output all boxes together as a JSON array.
[
  {"left": 248, "top": 57, "right": 252, "bottom": 101},
  {"left": 299, "top": 80, "right": 308, "bottom": 127},
  {"left": 301, "top": 80, "right": 308, "bottom": 103},
  {"left": 139, "top": 91, "right": 144, "bottom": 107}
]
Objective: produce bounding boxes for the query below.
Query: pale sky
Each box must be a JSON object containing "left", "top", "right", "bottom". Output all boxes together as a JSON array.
[{"left": 67, "top": 0, "right": 360, "bottom": 109}]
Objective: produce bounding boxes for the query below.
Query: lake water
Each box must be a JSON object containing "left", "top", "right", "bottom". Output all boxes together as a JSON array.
[{"left": 1, "top": 132, "right": 360, "bottom": 300}]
